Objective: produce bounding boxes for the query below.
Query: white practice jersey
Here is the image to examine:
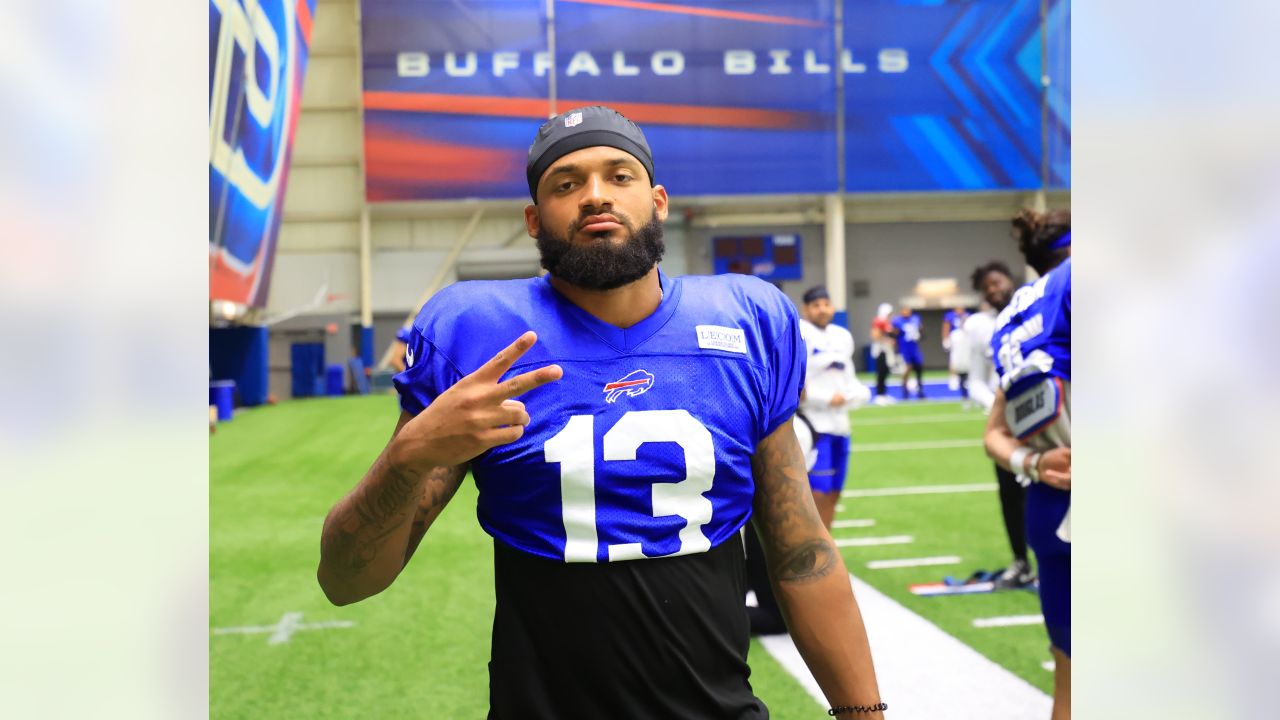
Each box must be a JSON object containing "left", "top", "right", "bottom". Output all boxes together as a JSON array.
[
  {"left": 949, "top": 325, "right": 972, "bottom": 373},
  {"left": 799, "top": 319, "right": 870, "bottom": 436},
  {"left": 963, "top": 311, "right": 998, "bottom": 412}
]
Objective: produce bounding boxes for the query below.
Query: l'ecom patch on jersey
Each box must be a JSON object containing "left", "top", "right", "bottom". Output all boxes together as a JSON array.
[{"left": 393, "top": 270, "right": 804, "bottom": 563}]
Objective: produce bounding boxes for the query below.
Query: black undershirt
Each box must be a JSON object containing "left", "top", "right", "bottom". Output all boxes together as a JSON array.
[{"left": 487, "top": 537, "right": 769, "bottom": 720}]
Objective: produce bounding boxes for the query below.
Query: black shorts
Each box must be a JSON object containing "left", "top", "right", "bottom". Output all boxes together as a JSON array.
[{"left": 488, "top": 536, "right": 768, "bottom": 720}]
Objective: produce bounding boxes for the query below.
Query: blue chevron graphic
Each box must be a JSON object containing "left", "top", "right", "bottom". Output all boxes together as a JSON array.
[
  {"left": 861, "top": 0, "right": 1054, "bottom": 191},
  {"left": 1046, "top": 0, "right": 1071, "bottom": 186}
]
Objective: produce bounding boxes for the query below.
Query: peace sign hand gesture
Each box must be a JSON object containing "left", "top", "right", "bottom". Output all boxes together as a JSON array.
[{"left": 390, "top": 331, "right": 563, "bottom": 471}]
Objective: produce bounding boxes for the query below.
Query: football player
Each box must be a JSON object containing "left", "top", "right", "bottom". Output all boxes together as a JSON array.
[
  {"left": 984, "top": 209, "right": 1072, "bottom": 720},
  {"left": 890, "top": 306, "right": 925, "bottom": 399},
  {"left": 388, "top": 325, "right": 412, "bottom": 373},
  {"left": 798, "top": 286, "right": 870, "bottom": 529},
  {"left": 318, "top": 107, "right": 884, "bottom": 719},
  {"left": 942, "top": 306, "right": 970, "bottom": 397},
  {"left": 967, "top": 261, "right": 1035, "bottom": 590},
  {"left": 869, "top": 303, "right": 896, "bottom": 404}
]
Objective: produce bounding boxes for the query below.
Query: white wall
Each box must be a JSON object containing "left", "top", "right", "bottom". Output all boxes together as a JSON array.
[
  {"left": 268, "top": 0, "right": 362, "bottom": 317},
  {"left": 844, "top": 221, "right": 1026, "bottom": 344},
  {"left": 682, "top": 217, "right": 1030, "bottom": 368}
]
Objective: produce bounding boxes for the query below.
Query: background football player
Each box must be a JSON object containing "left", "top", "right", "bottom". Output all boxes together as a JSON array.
[
  {"left": 891, "top": 305, "right": 926, "bottom": 400},
  {"left": 984, "top": 209, "right": 1072, "bottom": 720},
  {"left": 798, "top": 285, "right": 870, "bottom": 529}
]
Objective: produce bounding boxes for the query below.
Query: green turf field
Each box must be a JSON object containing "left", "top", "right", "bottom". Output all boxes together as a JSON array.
[{"left": 211, "top": 395, "right": 1050, "bottom": 718}]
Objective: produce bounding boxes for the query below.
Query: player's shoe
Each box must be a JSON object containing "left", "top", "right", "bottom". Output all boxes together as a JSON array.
[{"left": 993, "top": 559, "right": 1036, "bottom": 590}]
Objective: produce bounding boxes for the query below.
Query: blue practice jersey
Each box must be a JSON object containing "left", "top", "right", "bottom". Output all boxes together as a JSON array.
[
  {"left": 992, "top": 259, "right": 1071, "bottom": 444},
  {"left": 943, "top": 309, "right": 968, "bottom": 333},
  {"left": 394, "top": 270, "right": 804, "bottom": 564},
  {"left": 891, "top": 313, "right": 922, "bottom": 352},
  {"left": 992, "top": 258, "right": 1071, "bottom": 385}
]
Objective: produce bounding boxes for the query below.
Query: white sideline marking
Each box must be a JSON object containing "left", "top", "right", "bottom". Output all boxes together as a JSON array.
[
  {"left": 842, "top": 483, "right": 996, "bottom": 498},
  {"left": 1042, "top": 660, "right": 1055, "bottom": 671},
  {"left": 851, "top": 414, "right": 981, "bottom": 427},
  {"left": 834, "top": 535, "right": 913, "bottom": 547},
  {"left": 832, "top": 519, "right": 876, "bottom": 529},
  {"left": 759, "top": 574, "right": 1051, "bottom": 718},
  {"left": 213, "top": 611, "right": 356, "bottom": 645},
  {"left": 758, "top": 633, "right": 827, "bottom": 707},
  {"left": 854, "top": 439, "right": 984, "bottom": 453},
  {"left": 867, "top": 555, "right": 961, "bottom": 570},
  {"left": 973, "top": 614, "right": 1045, "bottom": 628}
]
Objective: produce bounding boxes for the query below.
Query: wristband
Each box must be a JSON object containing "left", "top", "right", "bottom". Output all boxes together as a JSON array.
[
  {"left": 1024, "top": 452, "right": 1042, "bottom": 483},
  {"left": 829, "top": 702, "right": 888, "bottom": 715},
  {"left": 1008, "top": 447, "right": 1031, "bottom": 476}
]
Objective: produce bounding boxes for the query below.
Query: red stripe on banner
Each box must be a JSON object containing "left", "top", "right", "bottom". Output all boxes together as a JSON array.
[
  {"left": 363, "top": 91, "right": 818, "bottom": 131},
  {"left": 364, "top": 131, "right": 525, "bottom": 185},
  {"left": 295, "top": 0, "right": 314, "bottom": 45},
  {"left": 561, "top": 0, "right": 825, "bottom": 28}
]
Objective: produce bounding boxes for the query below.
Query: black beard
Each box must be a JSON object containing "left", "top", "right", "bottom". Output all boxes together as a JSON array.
[{"left": 536, "top": 214, "right": 666, "bottom": 291}]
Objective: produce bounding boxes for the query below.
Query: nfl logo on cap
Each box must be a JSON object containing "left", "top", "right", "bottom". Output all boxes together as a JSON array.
[{"left": 564, "top": 112, "right": 583, "bottom": 128}]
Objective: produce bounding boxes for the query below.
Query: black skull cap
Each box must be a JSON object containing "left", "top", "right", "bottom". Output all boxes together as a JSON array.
[
  {"left": 526, "top": 106, "right": 654, "bottom": 201},
  {"left": 803, "top": 286, "right": 831, "bottom": 304}
]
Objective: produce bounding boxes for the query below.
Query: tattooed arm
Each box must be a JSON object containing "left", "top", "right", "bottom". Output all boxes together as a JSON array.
[
  {"left": 751, "top": 417, "right": 884, "bottom": 716},
  {"left": 318, "top": 411, "right": 465, "bottom": 606},
  {"left": 318, "top": 331, "right": 562, "bottom": 606}
]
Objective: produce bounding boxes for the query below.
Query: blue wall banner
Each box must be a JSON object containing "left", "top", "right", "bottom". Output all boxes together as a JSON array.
[
  {"left": 843, "top": 0, "right": 1058, "bottom": 191},
  {"left": 210, "top": 0, "right": 319, "bottom": 307},
  {"left": 360, "top": 0, "right": 1070, "bottom": 200}
]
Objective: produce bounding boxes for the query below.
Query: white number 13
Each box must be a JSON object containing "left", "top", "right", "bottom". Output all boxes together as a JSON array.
[{"left": 544, "top": 409, "right": 715, "bottom": 562}]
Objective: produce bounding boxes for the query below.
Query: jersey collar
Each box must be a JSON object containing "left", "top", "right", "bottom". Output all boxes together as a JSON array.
[{"left": 540, "top": 267, "right": 682, "bottom": 353}]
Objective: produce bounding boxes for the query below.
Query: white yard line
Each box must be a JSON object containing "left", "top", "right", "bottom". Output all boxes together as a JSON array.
[
  {"left": 268, "top": 611, "right": 304, "bottom": 645},
  {"left": 867, "top": 556, "right": 962, "bottom": 570},
  {"left": 831, "top": 519, "right": 876, "bottom": 529},
  {"left": 1042, "top": 660, "right": 1055, "bottom": 672},
  {"left": 973, "top": 614, "right": 1045, "bottom": 628},
  {"left": 213, "top": 611, "right": 356, "bottom": 645},
  {"left": 834, "top": 535, "right": 914, "bottom": 547},
  {"left": 842, "top": 483, "right": 996, "bottom": 498},
  {"left": 851, "top": 414, "right": 982, "bottom": 427},
  {"left": 760, "top": 574, "right": 1051, "bottom": 718},
  {"left": 853, "top": 439, "right": 984, "bottom": 452}
]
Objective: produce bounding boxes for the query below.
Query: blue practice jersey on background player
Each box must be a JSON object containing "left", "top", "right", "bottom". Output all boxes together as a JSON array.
[
  {"left": 992, "top": 258, "right": 1072, "bottom": 385},
  {"left": 394, "top": 270, "right": 804, "bottom": 564},
  {"left": 891, "top": 313, "right": 922, "bottom": 353},
  {"left": 943, "top": 309, "right": 968, "bottom": 333}
]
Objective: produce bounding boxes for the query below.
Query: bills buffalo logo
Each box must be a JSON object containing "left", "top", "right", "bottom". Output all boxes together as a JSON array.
[{"left": 603, "top": 370, "right": 654, "bottom": 403}]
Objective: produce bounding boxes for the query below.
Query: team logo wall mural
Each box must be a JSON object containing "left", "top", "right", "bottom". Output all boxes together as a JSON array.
[
  {"left": 361, "top": 0, "right": 1070, "bottom": 201},
  {"left": 210, "top": 0, "right": 319, "bottom": 308}
]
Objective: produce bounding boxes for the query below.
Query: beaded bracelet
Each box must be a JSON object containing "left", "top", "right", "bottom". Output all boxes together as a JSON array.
[{"left": 828, "top": 702, "right": 888, "bottom": 715}]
